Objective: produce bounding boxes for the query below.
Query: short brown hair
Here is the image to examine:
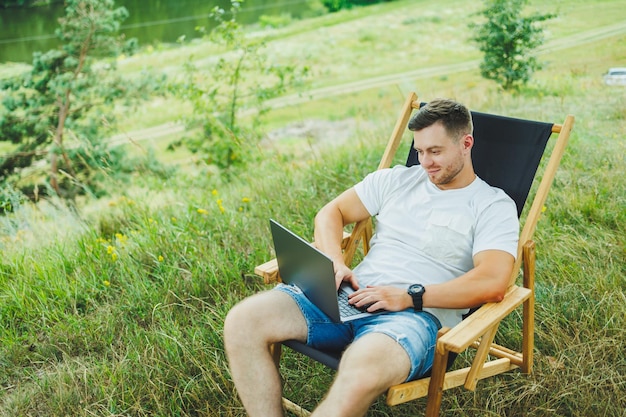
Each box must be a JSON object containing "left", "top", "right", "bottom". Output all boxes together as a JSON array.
[{"left": 408, "top": 99, "right": 473, "bottom": 142}]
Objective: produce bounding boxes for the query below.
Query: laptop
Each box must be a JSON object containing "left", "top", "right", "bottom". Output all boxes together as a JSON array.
[{"left": 270, "top": 219, "right": 375, "bottom": 323}]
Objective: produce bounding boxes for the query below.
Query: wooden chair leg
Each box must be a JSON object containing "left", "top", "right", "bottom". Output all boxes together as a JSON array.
[
  {"left": 282, "top": 398, "right": 312, "bottom": 417},
  {"left": 425, "top": 342, "right": 450, "bottom": 417},
  {"left": 522, "top": 241, "right": 536, "bottom": 374}
]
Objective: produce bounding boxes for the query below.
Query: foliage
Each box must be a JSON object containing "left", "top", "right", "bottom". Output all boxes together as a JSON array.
[
  {"left": 321, "top": 0, "right": 396, "bottom": 13},
  {"left": 0, "top": 0, "right": 32, "bottom": 7},
  {"left": 169, "top": 0, "right": 308, "bottom": 176},
  {"left": 322, "top": 0, "right": 351, "bottom": 12},
  {"left": 471, "top": 0, "right": 555, "bottom": 90},
  {"left": 0, "top": 0, "right": 161, "bottom": 201},
  {"left": 0, "top": 184, "right": 27, "bottom": 215}
]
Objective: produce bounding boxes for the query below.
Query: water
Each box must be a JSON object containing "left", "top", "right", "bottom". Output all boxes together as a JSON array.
[{"left": 0, "top": 0, "right": 312, "bottom": 64}]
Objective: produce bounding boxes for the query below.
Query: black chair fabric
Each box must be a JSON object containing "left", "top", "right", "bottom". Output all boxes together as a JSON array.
[
  {"left": 283, "top": 337, "right": 454, "bottom": 377},
  {"left": 283, "top": 340, "right": 341, "bottom": 370}
]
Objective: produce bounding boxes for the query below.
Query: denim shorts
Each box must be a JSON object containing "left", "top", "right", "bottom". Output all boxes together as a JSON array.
[{"left": 274, "top": 283, "right": 442, "bottom": 381}]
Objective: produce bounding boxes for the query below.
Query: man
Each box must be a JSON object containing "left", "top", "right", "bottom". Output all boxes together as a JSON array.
[{"left": 224, "top": 99, "right": 519, "bottom": 417}]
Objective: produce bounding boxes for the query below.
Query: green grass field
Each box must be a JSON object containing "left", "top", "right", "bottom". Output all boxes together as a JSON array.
[{"left": 1, "top": 0, "right": 625, "bottom": 415}]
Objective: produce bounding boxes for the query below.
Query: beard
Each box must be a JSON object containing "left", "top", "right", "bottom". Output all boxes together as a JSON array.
[{"left": 428, "top": 159, "right": 465, "bottom": 187}]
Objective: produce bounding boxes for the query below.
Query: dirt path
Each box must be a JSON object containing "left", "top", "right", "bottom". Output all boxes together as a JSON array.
[{"left": 114, "top": 21, "right": 626, "bottom": 146}]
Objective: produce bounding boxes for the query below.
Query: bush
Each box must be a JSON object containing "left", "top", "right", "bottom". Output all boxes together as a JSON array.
[{"left": 471, "top": 0, "right": 555, "bottom": 90}]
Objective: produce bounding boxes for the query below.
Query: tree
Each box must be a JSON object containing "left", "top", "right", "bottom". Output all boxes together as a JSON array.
[
  {"left": 170, "top": 0, "right": 308, "bottom": 175},
  {"left": 471, "top": 0, "right": 555, "bottom": 90},
  {"left": 0, "top": 0, "right": 152, "bottom": 201}
]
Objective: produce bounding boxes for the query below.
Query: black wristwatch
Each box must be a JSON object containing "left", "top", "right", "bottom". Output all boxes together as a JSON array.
[{"left": 407, "top": 284, "right": 426, "bottom": 311}]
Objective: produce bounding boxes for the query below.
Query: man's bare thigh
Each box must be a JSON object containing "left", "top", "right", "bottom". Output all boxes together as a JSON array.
[{"left": 229, "top": 289, "right": 308, "bottom": 344}]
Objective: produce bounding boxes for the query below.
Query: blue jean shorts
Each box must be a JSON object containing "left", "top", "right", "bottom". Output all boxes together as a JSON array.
[{"left": 274, "top": 283, "right": 442, "bottom": 381}]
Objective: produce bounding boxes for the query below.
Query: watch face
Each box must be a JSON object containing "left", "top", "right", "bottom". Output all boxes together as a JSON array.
[
  {"left": 408, "top": 284, "right": 425, "bottom": 310},
  {"left": 409, "top": 284, "right": 424, "bottom": 295}
]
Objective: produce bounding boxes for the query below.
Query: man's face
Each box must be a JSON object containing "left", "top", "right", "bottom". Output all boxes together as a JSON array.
[{"left": 413, "top": 122, "right": 472, "bottom": 190}]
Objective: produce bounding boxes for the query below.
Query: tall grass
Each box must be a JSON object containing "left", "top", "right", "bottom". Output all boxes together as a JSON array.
[
  {"left": 1, "top": 81, "right": 624, "bottom": 414},
  {"left": 1, "top": 0, "right": 625, "bottom": 416}
]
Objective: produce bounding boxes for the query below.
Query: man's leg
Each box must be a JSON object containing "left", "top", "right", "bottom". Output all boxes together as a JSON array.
[
  {"left": 311, "top": 333, "right": 412, "bottom": 417},
  {"left": 224, "top": 290, "right": 307, "bottom": 417}
]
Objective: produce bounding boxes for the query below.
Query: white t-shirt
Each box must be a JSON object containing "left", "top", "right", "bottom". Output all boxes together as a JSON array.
[{"left": 353, "top": 165, "right": 519, "bottom": 328}]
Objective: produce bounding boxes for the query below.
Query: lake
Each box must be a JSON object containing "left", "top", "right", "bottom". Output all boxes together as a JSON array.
[{"left": 0, "top": 0, "right": 313, "bottom": 63}]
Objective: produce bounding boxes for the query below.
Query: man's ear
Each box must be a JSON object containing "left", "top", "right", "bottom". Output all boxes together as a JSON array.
[{"left": 463, "top": 134, "right": 474, "bottom": 153}]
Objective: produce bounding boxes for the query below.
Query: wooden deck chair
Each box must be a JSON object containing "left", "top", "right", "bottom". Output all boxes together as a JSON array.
[{"left": 254, "top": 92, "right": 574, "bottom": 416}]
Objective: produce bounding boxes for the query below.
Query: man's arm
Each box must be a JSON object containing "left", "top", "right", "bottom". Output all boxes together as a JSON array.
[
  {"left": 349, "top": 249, "right": 515, "bottom": 312},
  {"left": 422, "top": 249, "right": 515, "bottom": 308},
  {"left": 314, "top": 188, "right": 371, "bottom": 289}
]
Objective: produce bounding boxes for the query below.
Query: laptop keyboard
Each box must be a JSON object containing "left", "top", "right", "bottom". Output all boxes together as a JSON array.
[{"left": 337, "top": 289, "right": 368, "bottom": 317}]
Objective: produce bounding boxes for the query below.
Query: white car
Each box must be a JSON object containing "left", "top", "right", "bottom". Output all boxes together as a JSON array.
[{"left": 603, "top": 67, "right": 626, "bottom": 85}]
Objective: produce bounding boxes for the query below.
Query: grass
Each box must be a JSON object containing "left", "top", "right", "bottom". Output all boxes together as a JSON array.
[{"left": 1, "top": 0, "right": 626, "bottom": 415}]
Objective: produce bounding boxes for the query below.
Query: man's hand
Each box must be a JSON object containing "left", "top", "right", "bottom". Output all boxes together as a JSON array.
[
  {"left": 348, "top": 285, "right": 412, "bottom": 312},
  {"left": 334, "top": 262, "right": 359, "bottom": 291}
]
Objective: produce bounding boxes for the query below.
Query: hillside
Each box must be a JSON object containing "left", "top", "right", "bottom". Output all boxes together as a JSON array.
[{"left": 0, "top": 0, "right": 625, "bottom": 416}]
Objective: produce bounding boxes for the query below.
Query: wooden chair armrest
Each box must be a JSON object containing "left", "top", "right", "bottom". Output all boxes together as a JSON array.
[
  {"left": 254, "top": 259, "right": 280, "bottom": 284},
  {"left": 438, "top": 285, "right": 532, "bottom": 353},
  {"left": 254, "top": 231, "right": 352, "bottom": 284}
]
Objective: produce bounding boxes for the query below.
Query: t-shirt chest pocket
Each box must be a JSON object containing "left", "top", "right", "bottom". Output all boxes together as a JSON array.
[
  {"left": 429, "top": 212, "right": 472, "bottom": 234},
  {"left": 422, "top": 212, "right": 474, "bottom": 264}
]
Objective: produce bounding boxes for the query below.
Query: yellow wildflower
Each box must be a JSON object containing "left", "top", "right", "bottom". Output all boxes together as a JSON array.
[
  {"left": 158, "top": 255, "right": 164, "bottom": 262},
  {"left": 103, "top": 280, "right": 111, "bottom": 287},
  {"left": 115, "top": 233, "right": 128, "bottom": 245},
  {"left": 197, "top": 208, "right": 208, "bottom": 215},
  {"left": 242, "top": 197, "right": 251, "bottom": 203},
  {"left": 211, "top": 189, "right": 218, "bottom": 196}
]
